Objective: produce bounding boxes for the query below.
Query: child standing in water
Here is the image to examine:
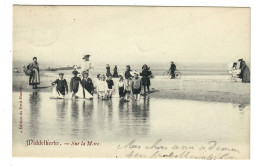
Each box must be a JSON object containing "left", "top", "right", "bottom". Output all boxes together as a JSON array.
[
  {"left": 125, "top": 65, "right": 133, "bottom": 79},
  {"left": 70, "top": 70, "right": 81, "bottom": 98},
  {"left": 132, "top": 71, "right": 142, "bottom": 100},
  {"left": 81, "top": 71, "right": 94, "bottom": 98},
  {"left": 106, "top": 75, "right": 114, "bottom": 99},
  {"left": 124, "top": 77, "right": 132, "bottom": 102},
  {"left": 52, "top": 73, "right": 68, "bottom": 96},
  {"left": 118, "top": 73, "right": 125, "bottom": 98},
  {"left": 97, "top": 74, "right": 108, "bottom": 99}
]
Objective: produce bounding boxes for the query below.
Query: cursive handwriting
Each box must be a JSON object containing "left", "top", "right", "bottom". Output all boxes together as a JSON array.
[{"left": 117, "top": 139, "right": 241, "bottom": 159}]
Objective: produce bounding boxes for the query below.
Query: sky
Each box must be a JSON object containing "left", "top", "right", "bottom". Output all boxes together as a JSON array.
[{"left": 13, "top": 6, "right": 250, "bottom": 65}]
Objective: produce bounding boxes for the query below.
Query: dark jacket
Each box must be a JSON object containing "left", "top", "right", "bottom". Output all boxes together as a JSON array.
[
  {"left": 81, "top": 78, "right": 94, "bottom": 95},
  {"left": 106, "top": 67, "right": 112, "bottom": 77},
  {"left": 239, "top": 61, "right": 250, "bottom": 83},
  {"left": 140, "top": 69, "right": 151, "bottom": 86},
  {"left": 170, "top": 63, "right": 176, "bottom": 71},
  {"left": 52, "top": 79, "right": 68, "bottom": 95},
  {"left": 106, "top": 79, "right": 114, "bottom": 89},
  {"left": 125, "top": 70, "right": 132, "bottom": 79},
  {"left": 70, "top": 76, "right": 81, "bottom": 93}
]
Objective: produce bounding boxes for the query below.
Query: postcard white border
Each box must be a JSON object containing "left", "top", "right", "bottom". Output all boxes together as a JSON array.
[{"left": 1, "top": 0, "right": 260, "bottom": 167}]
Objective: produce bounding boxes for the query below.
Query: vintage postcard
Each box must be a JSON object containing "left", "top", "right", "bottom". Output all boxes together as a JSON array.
[{"left": 12, "top": 6, "right": 250, "bottom": 159}]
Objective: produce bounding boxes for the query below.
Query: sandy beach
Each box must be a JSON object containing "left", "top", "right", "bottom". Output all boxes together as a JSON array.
[{"left": 13, "top": 72, "right": 250, "bottom": 105}]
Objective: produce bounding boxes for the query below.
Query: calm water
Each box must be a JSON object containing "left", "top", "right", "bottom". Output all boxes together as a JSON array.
[{"left": 13, "top": 92, "right": 249, "bottom": 146}]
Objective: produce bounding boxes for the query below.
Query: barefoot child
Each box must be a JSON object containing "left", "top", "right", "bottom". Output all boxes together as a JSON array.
[
  {"left": 118, "top": 73, "right": 125, "bottom": 98},
  {"left": 124, "top": 77, "right": 132, "bottom": 102},
  {"left": 106, "top": 75, "right": 114, "bottom": 99},
  {"left": 97, "top": 74, "right": 108, "bottom": 99},
  {"left": 52, "top": 73, "right": 68, "bottom": 96},
  {"left": 132, "top": 71, "right": 142, "bottom": 100}
]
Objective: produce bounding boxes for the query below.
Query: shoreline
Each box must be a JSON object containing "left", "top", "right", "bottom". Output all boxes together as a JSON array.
[{"left": 13, "top": 74, "right": 250, "bottom": 105}]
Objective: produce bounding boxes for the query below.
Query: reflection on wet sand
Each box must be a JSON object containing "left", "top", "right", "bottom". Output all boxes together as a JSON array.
[
  {"left": 56, "top": 100, "right": 68, "bottom": 136},
  {"left": 28, "top": 91, "right": 41, "bottom": 138},
  {"left": 71, "top": 99, "right": 80, "bottom": 139},
  {"left": 13, "top": 92, "right": 249, "bottom": 145},
  {"left": 118, "top": 97, "right": 150, "bottom": 138},
  {"left": 81, "top": 100, "right": 94, "bottom": 139}
]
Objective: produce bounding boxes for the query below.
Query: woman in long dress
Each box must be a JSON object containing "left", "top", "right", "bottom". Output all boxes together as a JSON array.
[
  {"left": 113, "top": 65, "right": 119, "bottom": 78},
  {"left": 239, "top": 59, "right": 250, "bottom": 83},
  {"left": 140, "top": 64, "right": 151, "bottom": 94},
  {"left": 106, "top": 64, "right": 112, "bottom": 77},
  {"left": 28, "top": 57, "right": 40, "bottom": 89}
]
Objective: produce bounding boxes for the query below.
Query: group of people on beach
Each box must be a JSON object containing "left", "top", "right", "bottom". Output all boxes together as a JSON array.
[
  {"left": 229, "top": 58, "right": 250, "bottom": 83},
  {"left": 49, "top": 54, "right": 154, "bottom": 101},
  {"left": 24, "top": 54, "right": 250, "bottom": 98}
]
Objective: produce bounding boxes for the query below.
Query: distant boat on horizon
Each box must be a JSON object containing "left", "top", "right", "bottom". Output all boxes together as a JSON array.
[{"left": 43, "top": 65, "right": 82, "bottom": 71}]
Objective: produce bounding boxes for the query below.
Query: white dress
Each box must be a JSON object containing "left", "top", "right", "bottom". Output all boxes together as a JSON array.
[{"left": 81, "top": 61, "right": 92, "bottom": 74}]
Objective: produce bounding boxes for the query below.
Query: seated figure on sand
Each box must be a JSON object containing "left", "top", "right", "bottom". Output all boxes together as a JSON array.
[{"left": 228, "top": 62, "right": 241, "bottom": 81}]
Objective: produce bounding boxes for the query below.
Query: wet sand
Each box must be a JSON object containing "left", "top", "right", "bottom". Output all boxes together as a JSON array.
[
  {"left": 12, "top": 73, "right": 250, "bottom": 158},
  {"left": 12, "top": 92, "right": 250, "bottom": 158},
  {"left": 13, "top": 73, "right": 250, "bottom": 104}
]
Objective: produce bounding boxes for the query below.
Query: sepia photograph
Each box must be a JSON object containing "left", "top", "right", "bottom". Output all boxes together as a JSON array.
[{"left": 12, "top": 6, "right": 250, "bottom": 159}]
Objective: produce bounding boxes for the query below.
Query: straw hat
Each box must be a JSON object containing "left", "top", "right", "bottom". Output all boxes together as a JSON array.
[
  {"left": 72, "top": 70, "right": 79, "bottom": 75},
  {"left": 118, "top": 73, "right": 124, "bottom": 78},
  {"left": 82, "top": 54, "right": 90, "bottom": 59}
]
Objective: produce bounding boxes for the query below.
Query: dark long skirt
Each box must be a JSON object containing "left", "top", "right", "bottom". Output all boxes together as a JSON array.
[
  {"left": 141, "top": 76, "right": 150, "bottom": 86},
  {"left": 242, "top": 65, "right": 250, "bottom": 83},
  {"left": 29, "top": 69, "right": 40, "bottom": 85},
  {"left": 113, "top": 71, "right": 119, "bottom": 78}
]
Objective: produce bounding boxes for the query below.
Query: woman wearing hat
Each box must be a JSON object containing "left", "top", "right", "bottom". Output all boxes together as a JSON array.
[
  {"left": 70, "top": 70, "right": 81, "bottom": 96},
  {"left": 81, "top": 54, "right": 93, "bottom": 76},
  {"left": 28, "top": 57, "right": 40, "bottom": 89},
  {"left": 52, "top": 73, "right": 68, "bottom": 96}
]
